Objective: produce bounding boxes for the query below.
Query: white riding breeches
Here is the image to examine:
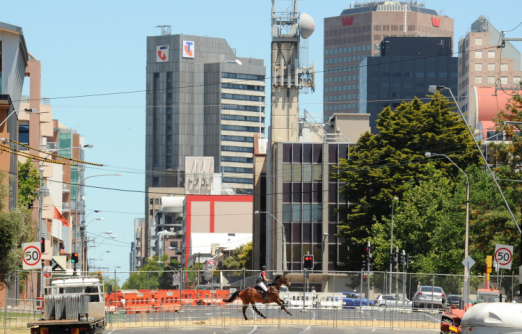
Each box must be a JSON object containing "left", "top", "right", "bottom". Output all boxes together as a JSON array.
[{"left": 257, "top": 282, "right": 268, "bottom": 291}]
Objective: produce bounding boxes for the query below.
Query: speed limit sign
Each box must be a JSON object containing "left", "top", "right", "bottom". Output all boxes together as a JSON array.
[
  {"left": 172, "top": 274, "right": 181, "bottom": 285},
  {"left": 494, "top": 244, "right": 514, "bottom": 270},
  {"left": 22, "top": 242, "right": 42, "bottom": 270}
]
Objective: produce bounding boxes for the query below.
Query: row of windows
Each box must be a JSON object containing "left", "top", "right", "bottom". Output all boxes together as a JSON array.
[
  {"left": 223, "top": 177, "right": 253, "bottom": 184},
  {"left": 221, "top": 145, "right": 254, "bottom": 153},
  {"left": 473, "top": 63, "right": 510, "bottom": 72},
  {"left": 325, "top": 85, "right": 359, "bottom": 92},
  {"left": 222, "top": 93, "right": 264, "bottom": 102},
  {"left": 474, "top": 50, "right": 498, "bottom": 59},
  {"left": 222, "top": 125, "right": 262, "bottom": 133},
  {"left": 224, "top": 166, "right": 254, "bottom": 174},
  {"left": 324, "top": 103, "right": 360, "bottom": 112},
  {"left": 325, "top": 45, "right": 371, "bottom": 55},
  {"left": 222, "top": 83, "right": 264, "bottom": 91},
  {"left": 474, "top": 76, "right": 521, "bottom": 85},
  {"left": 221, "top": 135, "right": 254, "bottom": 143},
  {"left": 282, "top": 204, "right": 322, "bottom": 222},
  {"left": 222, "top": 72, "right": 265, "bottom": 81},
  {"left": 325, "top": 55, "right": 371, "bottom": 65},
  {"left": 325, "top": 95, "right": 359, "bottom": 102},
  {"left": 221, "top": 156, "right": 253, "bottom": 163},
  {"left": 325, "top": 62, "right": 370, "bottom": 74},
  {"left": 221, "top": 114, "right": 264, "bottom": 123},
  {"left": 325, "top": 73, "right": 360, "bottom": 83},
  {"left": 222, "top": 104, "right": 264, "bottom": 113},
  {"left": 166, "top": 72, "right": 174, "bottom": 169}
]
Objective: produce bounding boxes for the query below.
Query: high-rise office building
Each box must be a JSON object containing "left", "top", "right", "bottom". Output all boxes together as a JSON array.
[
  {"left": 144, "top": 34, "right": 265, "bottom": 260},
  {"left": 323, "top": 0, "right": 453, "bottom": 122},
  {"left": 360, "top": 37, "right": 458, "bottom": 131},
  {"left": 457, "top": 16, "right": 522, "bottom": 121}
]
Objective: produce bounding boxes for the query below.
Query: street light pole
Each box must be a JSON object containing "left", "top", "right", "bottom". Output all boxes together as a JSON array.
[
  {"left": 75, "top": 173, "right": 121, "bottom": 272},
  {"left": 425, "top": 152, "right": 470, "bottom": 306},
  {"left": 389, "top": 197, "right": 398, "bottom": 295},
  {"left": 255, "top": 211, "right": 286, "bottom": 271}
]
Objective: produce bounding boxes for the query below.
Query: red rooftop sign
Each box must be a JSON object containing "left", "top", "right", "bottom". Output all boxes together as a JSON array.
[
  {"left": 431, "top": 17, "right": 441, "bottom": 27},
  {"left": 342, "top": 17, "right": 354, "bottom": 26}
]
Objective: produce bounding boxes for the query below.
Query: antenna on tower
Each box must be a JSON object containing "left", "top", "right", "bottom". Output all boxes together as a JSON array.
[{"left": 155, "top": 25, "right": 172, "bottom": 36}]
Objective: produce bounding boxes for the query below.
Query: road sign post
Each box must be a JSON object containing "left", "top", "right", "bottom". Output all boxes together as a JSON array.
[
  {"left": 462, "top": 255, "right": 476, "bottom": 307},
  {"left": 22, "top": 242, "right": 42, "bottom": 271}
]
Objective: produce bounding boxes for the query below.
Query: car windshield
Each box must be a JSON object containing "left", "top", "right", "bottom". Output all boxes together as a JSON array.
[{"left": 420, "top": 287, "right": 443, "bottom": 293}]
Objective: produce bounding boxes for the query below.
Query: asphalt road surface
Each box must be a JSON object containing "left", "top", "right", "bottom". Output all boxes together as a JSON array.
[{"left": 105, "top": 326, "right": 439, "bottom": 334}]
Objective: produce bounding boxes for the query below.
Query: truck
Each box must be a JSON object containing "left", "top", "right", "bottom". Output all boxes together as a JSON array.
[
  {"left": 27, "top": 276, "right": 106, "bottom": 334},
  {"left": 440, "top": 289, "right": 522, "bottom": 334}
]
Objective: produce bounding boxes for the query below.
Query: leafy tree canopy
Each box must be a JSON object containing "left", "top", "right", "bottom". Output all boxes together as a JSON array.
[
  {"left": 337, "top": 94, "right": 481, "bottom": 270},
  {"left": 221, "top": 242, "right": 252, "bottom": 271},
  {"left": 18, "top": 159, "right": 39, "bottom": 208},
  {"left": 122, "top": 255, "right": 181, "bottom": 290}
]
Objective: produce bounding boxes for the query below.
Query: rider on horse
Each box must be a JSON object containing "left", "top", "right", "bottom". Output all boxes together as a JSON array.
[{"left": 256, "top": 265, "right": 270, "bottom": 301}]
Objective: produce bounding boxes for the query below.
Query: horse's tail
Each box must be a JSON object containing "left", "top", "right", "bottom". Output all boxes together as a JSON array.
[{"left": 223, "top": 290, "right": 241, "bottom": 303}]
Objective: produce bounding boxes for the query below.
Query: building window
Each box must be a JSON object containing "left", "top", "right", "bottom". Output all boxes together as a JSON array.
[
  {"left": 514, "top": 77, "right": 521, "bottom": 84},
  {"left": 487, "top": 63, "right": 495, "bottom": 71},
  {"left": 223, "top": 166, "right": 253, "bottom": 174},
  {"left": 221, "top": 125, "right": 263, "bottom": 133},
  {"left": 222, "top": 104, "right": 264, "bottom": 113},
  {"left": 487, "top": 76, "right": 495, "bottom": 84},
  {"left": 223, "top": 177, "right": 252, "bottom": 184},
  {"left": 221, "top": 83, "right": 264, "bottom": 91},
  {"left": 222, "top": 73, "right": 264, "bottom": 81},
  {"left": 221, "top": 156, "right": 253, "bottom": 163},
  {"left": 501, "top": 63, "right": 509, "bottom": 72},
  {"left": 488, "top": 51, "right": 496, "bottom": 59},
  {"left": 221, "top": 114, "right": 264, "bottom": 123},
  {"left": 475, "top": 37, "right": 483, "bottom": 45},
  {"left": 170, "top": 241, "right": 178, "bottom": 248},
  {"left": 475, "top": 51, "right": 482, "bottom": 59},
  {"left": 475, "top": 63, "right": 483, "bottom": 71},
  {"left": 18, "top": 121, "right": 29, "bottom": 145},
  {"left": 474, "top": 76, "right": 483, "bottom": 84},
  {"left": 222, "top": 94, "right": 264, "bottom": 102},
  {"left": 221, "top": 135, "right": 254, "bottom": 143},
  {"left": 221, "top": 146, "right": 254, "bottom": 153},
  {"left": 501, "top": 76, "right": 508, "bottom": 85}
]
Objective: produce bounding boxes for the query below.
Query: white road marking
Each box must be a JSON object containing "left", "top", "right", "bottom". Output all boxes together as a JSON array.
[
  {"left": 297, "top": 326, "right": 311, "bottom": 334},
  {"left": 247, "top": 325, "right": 258, "bottom": 334}
]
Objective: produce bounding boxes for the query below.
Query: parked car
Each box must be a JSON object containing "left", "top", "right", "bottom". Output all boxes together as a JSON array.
[
  {"left": 374, "top": 294, "right": 413, "bottom": 307},
  {"left": 412, "top": 286, "right": 446, "bottom": 309},
  {"left": 446, "top": 294, "right": 462, "bottom": 307},
  {"left": 341, "top": 292, "right": 375, "bottom": 308}
]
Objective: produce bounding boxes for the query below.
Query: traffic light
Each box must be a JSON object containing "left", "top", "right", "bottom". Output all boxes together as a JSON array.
[
  {"left": 391, "top": 253, "right": 398, "bottom": 264},
  {"left": 362, "top": 260, "right": 367, "bottom": 271},
  {"left": 303, "top": 255, "right": 314, "bottom": 269},
  {"left": 399, "top": 253, "right": 405, "bottom": 267},
  {"left": 72, "top": 252, "right": 79, "bottom": 264},
  {"left": 40, "top": 238, "right": 45, "bottom": 253},
  {"left": 407, "top": 254, "right": 412, "bottom": 268}
]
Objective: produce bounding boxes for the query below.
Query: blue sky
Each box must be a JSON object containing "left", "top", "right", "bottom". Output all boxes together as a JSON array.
[{"left": 4, "top": 0, "right": 522, "bottom": 276}]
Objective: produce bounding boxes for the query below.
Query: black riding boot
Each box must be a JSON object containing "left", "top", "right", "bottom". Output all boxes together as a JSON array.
[{"left": 263, "top": 290, "right": 269, "bottom": 301}]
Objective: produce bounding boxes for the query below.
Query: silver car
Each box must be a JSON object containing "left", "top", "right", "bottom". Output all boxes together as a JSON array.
[
  {"left": 375, "top": 294, "right": 413, "bottom": 307},
  {"left": 412, "top": 286, "right": 446, "bottom": 309}
]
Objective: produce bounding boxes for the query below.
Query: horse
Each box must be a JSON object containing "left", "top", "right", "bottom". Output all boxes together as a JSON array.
[{"left": 223, "top": 273, "right": 293, "bottom": 320}]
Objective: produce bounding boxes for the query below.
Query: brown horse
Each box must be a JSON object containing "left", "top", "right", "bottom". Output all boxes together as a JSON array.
[{"left": 223, "top": 273, "right": 293, "bottom": 320}]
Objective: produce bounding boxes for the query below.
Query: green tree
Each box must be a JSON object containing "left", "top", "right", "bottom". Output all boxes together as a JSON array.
[
  {"left": 17, "top": 159, "right": 40, "bottom": 208},
  {"left": 122, "top": 255, "right": 181, "bottom": 290},
  {"left": 337, "top": 94, "right": 480, "bottom": 270},
  {"left": 102, "top": 276, "right": 121, "bottom": 293},
  {"left": 0, "top": 171, "right": 34, "bottom": 287},
  {"left": 222, "top": 242, "right": 252, "bottom": 271}
]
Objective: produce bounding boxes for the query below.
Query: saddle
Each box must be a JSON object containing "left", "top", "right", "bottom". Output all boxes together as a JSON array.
[{"left": 254, "top": 282, "right": 275, "bottom": 295}]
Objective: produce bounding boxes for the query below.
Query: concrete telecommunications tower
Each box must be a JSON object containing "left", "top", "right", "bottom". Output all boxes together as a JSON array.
[{"left": 267, "top": 0, "right": 315, "bottom": 271}]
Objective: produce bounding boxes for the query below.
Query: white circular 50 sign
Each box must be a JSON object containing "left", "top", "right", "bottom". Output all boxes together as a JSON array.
[
  {"left": 23, "top": 245, "right": 41, "bottom": 267},
  {"left": 495, "top": 247, "right": 513, "bottom": 266}
]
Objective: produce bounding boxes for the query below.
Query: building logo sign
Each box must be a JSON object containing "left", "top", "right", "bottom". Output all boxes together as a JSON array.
[
  {"left": 156, "top": 45, "right": 169, "bottom": 62},
  {"left": 342, "top": 17, "right": 354, "bottom": 26},
  {"left": 183, "top": 40, "right": 195, "bottom": 58},
  {"left": 431, "top": 17, "right": 441, "bottom": 27}
]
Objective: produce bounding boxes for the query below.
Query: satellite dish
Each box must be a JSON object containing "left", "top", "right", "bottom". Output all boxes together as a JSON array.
[
  {"left": 300, "top": 13, "right": 315, "bottom": 39},
  {"left": 235, "top": 59, "right": 243, "bottom": 65}
]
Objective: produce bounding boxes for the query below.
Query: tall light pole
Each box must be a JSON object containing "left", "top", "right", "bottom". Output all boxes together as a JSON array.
[
  {"left": 75, "top": 173, "right": 121, "bottom": 272},
  {"left": 425, "top": 151, "right": 470, "bottom": 306},
  {"left": 389, "top": 196, "right": 398, "bottom": 295},
  {"left": 255, "top": 211, "right": 286, "bottom": 271},
  {"left": 429, "top": 84, "right": 522, "bottom": 296}
]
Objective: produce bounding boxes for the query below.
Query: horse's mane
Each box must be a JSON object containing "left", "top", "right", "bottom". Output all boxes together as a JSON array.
[{"left": 274, "top": 275, "right": 282, "bottom": 281}]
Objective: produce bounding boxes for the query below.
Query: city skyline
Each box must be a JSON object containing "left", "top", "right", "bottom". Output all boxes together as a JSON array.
[{"left": 1, "top": 0, "right": 521, "bottom": 273}]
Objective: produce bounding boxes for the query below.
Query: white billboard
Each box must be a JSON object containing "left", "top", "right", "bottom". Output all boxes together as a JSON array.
[
  {"left": 182, "top": 40, "right": 195, "bottom": 58},
  {"left": 156, "top": 45, "right": 169, "bottom": 62}
]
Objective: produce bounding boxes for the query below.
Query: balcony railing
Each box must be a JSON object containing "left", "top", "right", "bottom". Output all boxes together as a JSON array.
[
  {"left": 62, "top": 202, "right": 70, "bottom": 212},
  {"left": 62, "top": 184, "right": 70, "bottom": 193}
]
